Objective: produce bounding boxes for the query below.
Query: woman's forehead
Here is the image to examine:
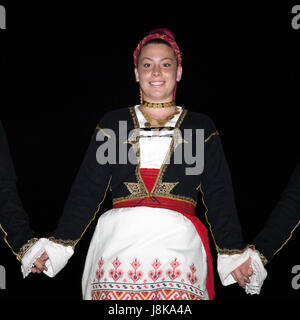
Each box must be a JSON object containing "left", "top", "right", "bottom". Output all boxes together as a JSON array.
[{"left": 139, "top": 43, "right": 176, "bottom": 59}]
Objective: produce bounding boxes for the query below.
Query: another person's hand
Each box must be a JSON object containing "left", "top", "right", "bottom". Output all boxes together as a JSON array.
[
  {"left": 31, "top": 252, "right": 49, "bottom": 274},
  {"left": 231, "top": 258, "right": 253, "bottom": 289}
]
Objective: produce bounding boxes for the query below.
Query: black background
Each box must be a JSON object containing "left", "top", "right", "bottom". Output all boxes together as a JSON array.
[{"left": 0, "top": 1, "right": 299, "bottom": 302}]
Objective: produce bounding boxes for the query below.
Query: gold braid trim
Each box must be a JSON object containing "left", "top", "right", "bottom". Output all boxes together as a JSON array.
[
  {"left": 218, "top": 246, "right": 268, "bottom": 266},
  {"left": 198, "top": 185, "right": 269, "bottom": 265},
  {"left": 96, "top": 126, "right": 112, "bottom": 139},
  {"left": 257, "top": 250, "right": 268, "bottom": 266},
  {"left": 0, "top": 223, "right": 38, "bottom": 261},
  {"left": 73, "top": 176, "right": 112, "bottom": 248},
  {"left": 47, "top": 177, "right": 113, "bottom": 249},
  {"left": 217, "top": 245, "right": 253, "bottom": 256},
  {"left": 273, "top": 220, "right": 300, "bottom": 258},
  {"left": 16, "top": 238, "right": 39, "bottom": 261},
  {"left": 48, "top": 237, "right": 77, "bottom": 248},
  {"left": 205, "top": 131, "right": 219, "bottom": 143}
]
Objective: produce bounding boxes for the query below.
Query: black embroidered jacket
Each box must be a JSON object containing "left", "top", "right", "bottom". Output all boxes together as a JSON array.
[{"left": 50, "top": 107, "right": 248, "bottom": 255}]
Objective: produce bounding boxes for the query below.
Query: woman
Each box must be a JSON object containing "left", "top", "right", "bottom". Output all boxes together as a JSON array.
[{"left": 21, "top": 29, "right": 267, "bottom": 300}]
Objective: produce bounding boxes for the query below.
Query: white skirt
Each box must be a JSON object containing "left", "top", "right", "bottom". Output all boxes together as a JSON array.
[{"left": 82, "top": 206, "right": 209, "bottom": 300}]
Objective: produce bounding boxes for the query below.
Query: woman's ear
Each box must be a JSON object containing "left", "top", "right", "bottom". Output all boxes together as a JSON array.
[
  {"left": 134, "top": 68, "right": 139, "bottom": 82},
  {"left": 176, "top": 65, "right": 183, "bottom": 82}
]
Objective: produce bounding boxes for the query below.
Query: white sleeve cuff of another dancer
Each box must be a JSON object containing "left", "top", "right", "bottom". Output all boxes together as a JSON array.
[
  {"left": 217, "top": 248, "right": 252, "bottom": 286},
  {"left": 217, "top": 248, "right": 268, "bottom": 295}
]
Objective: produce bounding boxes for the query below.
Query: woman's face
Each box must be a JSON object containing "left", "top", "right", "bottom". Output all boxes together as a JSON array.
[{"left": 135, "top": 43, "right": 182, "bottom": 103}]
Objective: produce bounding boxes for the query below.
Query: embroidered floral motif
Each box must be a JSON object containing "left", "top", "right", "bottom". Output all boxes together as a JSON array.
[
  {"left": 128, "top": 258, "right": 143, "bottom": 283},
  {"left": 93, "top": 256, "right": 206, "bottom": 300},
  {"left": 96, "top": 257, "right": 105, "bottom": 282},
  {"left": 167, "top": 258, "right": 182, "bottom": 281},
  {"left": 187, "top": 263, "right": 198, "bottom": 285},
  {"left": 109, "top": 257, "right": 124, "bottom": 282},
  {"left": 149, "top": 259, "right": 163, "bottom": 282}
]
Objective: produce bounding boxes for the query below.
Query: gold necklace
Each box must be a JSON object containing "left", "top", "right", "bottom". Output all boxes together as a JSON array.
[
  {"left": 139, "top": 107, "right": 180, "bottom": 128},
  {"left": 143, "top": 101, "right": 176, "bottom": 109}
]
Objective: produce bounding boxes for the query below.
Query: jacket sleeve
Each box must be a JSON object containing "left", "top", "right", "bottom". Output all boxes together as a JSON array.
[
  {"left": 49, "top": 114, "right": 113, "bottom": 247},
  {"left": 0, "top": 121, "right": 36, "bottom": 260},
  {"left": 200, "top": 119, "right": 247, "bottom": 254},
  {"left": 253, "top": 159, "right": 300, "bottom": 264}
]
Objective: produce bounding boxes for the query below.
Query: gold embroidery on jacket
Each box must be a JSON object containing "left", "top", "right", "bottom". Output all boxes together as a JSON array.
[
  {"left": 273, "top": 220, "right": 300, "bottom": 258},
  {"left": 17, "top": 238, "right": 39, "bottom": 261},
  {"left": 48, "top": 238, "right": 77, "bottom": 247},
  {"left": 74, "top": 176, "right": 113, "bottom": 248},
  {"left": 0, "top": 223, "right": 38, "bottom": 261},
  {"left": 96, "top": 126, "right": 112, "bottom": 139},
  {"left": 113, "top": 107, "right": 196, "bottom": 206},
  {"left": 155, "top": 182, "right": 179, "bottom": 195},
  {"left": 205, "top": 131, "right": 219, "bottom": 143}
]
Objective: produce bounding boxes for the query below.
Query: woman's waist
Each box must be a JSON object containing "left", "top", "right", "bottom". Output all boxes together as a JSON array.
[{"left": 113, "top": 196, "right": 196, "bottom": 217}]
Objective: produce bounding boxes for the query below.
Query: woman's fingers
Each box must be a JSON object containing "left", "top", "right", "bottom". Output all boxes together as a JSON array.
[
  {"left": 232, "top": 259, "right": 253, "bottom": 289},
  {"left": 31, "top": 252, "right": 49, "bottom": 273},
  {"left": 232, "top": 269, "right": 248, "bottom": 288}
]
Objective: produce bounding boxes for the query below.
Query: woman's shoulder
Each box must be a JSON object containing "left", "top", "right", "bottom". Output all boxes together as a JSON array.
[
  {"left": 97, "top": 107, "right": 134, "bottom": 126},
  {"left": 183, "top": 108, "right": 217, "bottom": 131}
]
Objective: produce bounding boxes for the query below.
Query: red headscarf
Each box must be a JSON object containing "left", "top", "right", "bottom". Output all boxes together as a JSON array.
[
  {"left": 133, "top": 28, "right": 182, "bottom": 68},
  {"left": 133, "top": 28, "right": 182, "bottom": 102}
]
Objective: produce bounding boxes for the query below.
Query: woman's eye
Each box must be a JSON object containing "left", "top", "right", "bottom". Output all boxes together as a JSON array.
[
  {"left": 143, "top": 63, "right": 151, "bottom": 68},
  {"left": 163, "top": 63, "right": 171, "bottom": 67}
]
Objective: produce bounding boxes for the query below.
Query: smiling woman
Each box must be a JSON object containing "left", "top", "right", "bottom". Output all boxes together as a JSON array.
[
  {"left": 133, "top": 30, "right": 183, "bottom": 128},
  {"left": 135, "top": 39, "right": 182, "bottom": 104},
  {"left": 20, "top": 28, "right": 267, "bottom": 301}
]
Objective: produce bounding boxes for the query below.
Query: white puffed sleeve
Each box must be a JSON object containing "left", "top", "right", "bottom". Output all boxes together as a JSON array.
[
  {"left": 21, "top": 238, "right": 74, "bottom": 279},
  {"left": 217, "top": 248, "right": 267, "bottom": 295}
]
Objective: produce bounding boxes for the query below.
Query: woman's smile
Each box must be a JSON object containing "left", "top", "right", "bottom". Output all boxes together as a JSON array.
[{"left": 149, "top": 81, "right": 165, "bottom": 87}]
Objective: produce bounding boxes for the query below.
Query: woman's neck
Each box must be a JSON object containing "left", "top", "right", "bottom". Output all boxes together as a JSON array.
[{"left": 139, "top": 105, "right": 177, "bottom": 119}]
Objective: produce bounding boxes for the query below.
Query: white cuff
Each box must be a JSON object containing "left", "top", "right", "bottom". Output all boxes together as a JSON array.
[
  {"left": 21, "top": 238, "right": 49, "bottom": 278},
  {"left": 43, "top": 240, "right": 74, "bottom": 278},
  {"left": 217, "top": 248, "right": 268, "bottom": 295},
  {"left": 21, "top": 238, "right": 74, "bottom": 279},
  {"left": 245, "top": 252, "right": 268, "bottom": 295},
  {"left": 218, "top": 249, "right": 252, "bottom": 286}
]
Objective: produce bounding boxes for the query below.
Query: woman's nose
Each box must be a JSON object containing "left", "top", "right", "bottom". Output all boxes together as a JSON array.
[{"left": 152, "top": 65, "right": 161, "bottom": 76}]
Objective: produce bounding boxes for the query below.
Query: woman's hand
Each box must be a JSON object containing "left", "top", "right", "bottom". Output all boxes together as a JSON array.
[
  {"left": 31, "top": 252, "right": 49, "bottom": 274},
  {"left": 231, "top": 258, "right": 254, "bottom": 289}
]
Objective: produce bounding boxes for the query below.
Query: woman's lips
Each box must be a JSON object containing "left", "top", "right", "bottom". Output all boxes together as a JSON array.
[{"left": 149, "top": 81, "right": 165, "bottom": 87}]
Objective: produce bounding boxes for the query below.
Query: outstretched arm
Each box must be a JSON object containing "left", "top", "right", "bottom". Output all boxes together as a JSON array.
[
  {"left": 200, "top": 119, "right": 265, "bottom": 291},
  {"left": 253, "top": 159, "right": 300, "bottom": 264},
  {"left": 21, "top": 114, "right": 113, "bottom": 278},
  {"left": 0, "top": 121, "right": 37, "bottom": 261}
]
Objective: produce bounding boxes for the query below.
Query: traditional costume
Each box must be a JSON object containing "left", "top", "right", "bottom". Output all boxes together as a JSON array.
[{"left": 20, "top": 29, "right": 268, "bottom": 299}]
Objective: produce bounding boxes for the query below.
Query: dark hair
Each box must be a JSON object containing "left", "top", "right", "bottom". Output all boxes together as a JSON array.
[{"left": 142, "top": 38, "right": 172, "bottom": 48}]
